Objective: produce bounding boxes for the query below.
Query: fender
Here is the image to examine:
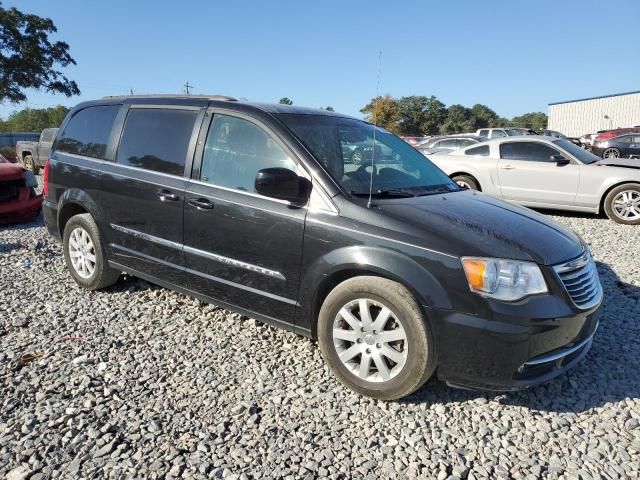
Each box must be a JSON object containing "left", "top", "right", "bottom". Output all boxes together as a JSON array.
[
  {"left": 297, "top": 245, "right": 455, "bottom": 335},
  {"left": 56, "top": 188, "right": 110, "bottom": 239}
]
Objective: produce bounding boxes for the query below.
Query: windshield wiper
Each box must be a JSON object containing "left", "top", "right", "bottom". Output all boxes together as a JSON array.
[
  {"left": 350, "top": 189, "right": 415, "bottom": 198},
  {"left": 415, "top": 184, "right": 462, "bottom": 196}
]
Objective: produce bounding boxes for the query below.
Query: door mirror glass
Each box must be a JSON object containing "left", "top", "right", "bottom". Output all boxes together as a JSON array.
[
  {"left": 255, "top": 168, "right": 311, "bottom": 204},
  {"left": 551, "top": 155, "right": 570, "bottom": 165}
]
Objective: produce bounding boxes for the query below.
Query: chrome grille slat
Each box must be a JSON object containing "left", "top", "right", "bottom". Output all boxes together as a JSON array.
[{"left": 553, "top": 251, "right": 603, "bottom": 309}]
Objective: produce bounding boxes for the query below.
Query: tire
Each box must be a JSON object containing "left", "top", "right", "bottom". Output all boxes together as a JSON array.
[
  {"left": 23, "top": 155, "right": 39, "bottom": 175},
  {"left": 603, "top": 184, "right": 640, "bottom": 225},
  {"left": 602, "top": 148, "right": 621, "bottom": 159},
  {"left": 62, "top": 213, "right": 121, "bottom": 289},
  {"left": 317, "top": 276, "right": 436, "bottom": 400},
  {"left": 452, "top": 174, "right": 479, "bottom": 190}
]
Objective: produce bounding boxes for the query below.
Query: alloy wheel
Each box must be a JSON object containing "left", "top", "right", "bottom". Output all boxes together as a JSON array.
[
  {"left": 68, "top": 227, "right": 97, "bottom": 278},
  {"left": 332, "top": 298, "right": 408, "bottom": 382},
  {"left": 603, "top": 148, "right": 620, "bottom": 158},
  {"left": 612, "top": 190, "right": 640, "bottom": 221}
]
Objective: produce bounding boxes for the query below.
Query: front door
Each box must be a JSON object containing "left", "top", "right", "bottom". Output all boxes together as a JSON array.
[
  {"left": 183, "top": 112, "right": 307, "bottom": 327},
  {"left": 100, "top": 105, "right": 202, "bottom": 281},
  {"left": 497, "top": 140, "right": 580, "bottom": 205}
]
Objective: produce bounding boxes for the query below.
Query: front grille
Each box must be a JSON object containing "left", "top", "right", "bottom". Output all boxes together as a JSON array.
[
  {"left": 0, "top": 179, "right": 24, "bottom": 203},
  {"left": 553, "top": 251, "right": 602, "bottom": 309}
]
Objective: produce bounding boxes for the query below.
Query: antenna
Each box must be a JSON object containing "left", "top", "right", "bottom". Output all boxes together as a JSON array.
[{"left": 367, "top": 51, "right": 382, "bottom": 209}]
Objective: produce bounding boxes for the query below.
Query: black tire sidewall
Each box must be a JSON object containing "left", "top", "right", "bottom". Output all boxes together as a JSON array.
[
  {"left": 452, "top": 175, "right": 478, "bottom": 190},
  {"left": 318, "top": 278, "right": 435, "bottom": 400},
  {"left": 63, "top": 214, "right": 110, "bottom": 289},
  {"left": 604, "top": 184, "right": 640, "bottom": 225}
]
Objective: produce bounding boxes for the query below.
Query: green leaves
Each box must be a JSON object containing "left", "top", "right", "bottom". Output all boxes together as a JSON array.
[
  {"left": 0, "top": 2, "right": 80, "bottom": 103},
  {"left": 0, "top": 105, "right": 69, "bottom": 132}
]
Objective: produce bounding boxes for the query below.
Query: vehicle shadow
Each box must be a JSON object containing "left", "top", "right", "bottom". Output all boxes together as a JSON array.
[{"left": 402, "top": 261, "right": 640, "bottom": 413}]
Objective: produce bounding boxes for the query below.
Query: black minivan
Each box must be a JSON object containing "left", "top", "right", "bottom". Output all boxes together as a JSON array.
[{"left": 43, "top": 95, "right": 602, "bottom": 400}]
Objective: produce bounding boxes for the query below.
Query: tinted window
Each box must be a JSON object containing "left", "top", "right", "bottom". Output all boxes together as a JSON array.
[
  {"left": 552, "top": 139, "right": 600, "bottom": 164},
  {"left": 500, "top": 142, "right": 560, "bottom": 162},
  {"left": 200, "top": 114, "right": 298, "bottom": 192},
  {"left": 492, "top": 130, "right": 507, "bottom": 138},
  {"left": 437, "top": 139, "right": 459, "bottom": 148},
  {"left": 117, "top": 108, "right": 197, "bottom": 176},
  {"left": 478, "top": 130, "right": 488, "bottom": 137},
  {"left": 465, "top": 145, "right": 490, "bottom": 156},
  {"left": 458, "top": 139, "right": 476, "bottom": 148},
  {"left": 617, "top": 136, "right": 632, "bottom": 143},
  {"left": 56, "top": 106, "right": 119, "bottom": 159}
]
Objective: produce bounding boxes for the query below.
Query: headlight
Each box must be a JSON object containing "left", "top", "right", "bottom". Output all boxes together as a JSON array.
[
  {"left": 23, "top": 171, "right": 38, "bottom": 188},
  {"left": 461, "top": 257, "right": 547, "bottom": 301}
]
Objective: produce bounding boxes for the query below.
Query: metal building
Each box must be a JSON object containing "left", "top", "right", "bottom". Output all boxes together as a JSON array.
[{"left": 547, "top": 90, "right": 640, "bottom": 137}]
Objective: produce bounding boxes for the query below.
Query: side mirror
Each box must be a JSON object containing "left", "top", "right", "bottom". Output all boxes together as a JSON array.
[
  {"left": 551, "top": 155, "right": 570, "bottom": 165},
  {"left": 255, "top": 167, "right": 311, "bottom": 204}
]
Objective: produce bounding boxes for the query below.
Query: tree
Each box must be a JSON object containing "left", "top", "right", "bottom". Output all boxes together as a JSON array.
[
  {"left": 0, "top": 2, "right": 80, "bottom": 103},
  {"left": 279, "top": 97, "right": 293, "bottom": 105},
  {"left": 0, "top": 105, "right": 69, "bottom": 132},
  {"left": 360, "top": 94, "right": 400, "bottom": 134},
  {"left": 422, "top": 96, "right": 447, "bottom": 135},
  {"left": 469, "top": 104, "right": 503, "bottom": 129},
  {"left": 440, "top": 104, "right": 474, "bottom": 134},
  {"left": 323, "top": 106, "right": 335, "bottom": 112},
  {"left": 396, "top": 95, "right": 428, "bottom": 136},
  {"left": 511, "top": 112, "right": 548, "bottom": 130}
]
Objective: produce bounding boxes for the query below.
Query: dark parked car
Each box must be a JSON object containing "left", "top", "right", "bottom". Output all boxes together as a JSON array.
[
  {"left": 43, "top": 95, "right": 602, "bottom": 400},
  {"left": 417, "top": 135, "right": 484, "bottom": 155},
  {"left": 592, "top": 134, "right": 640, "bottom": 159},
  {"left": 537, "top": 130, "right": 582, "bottom": 147}
]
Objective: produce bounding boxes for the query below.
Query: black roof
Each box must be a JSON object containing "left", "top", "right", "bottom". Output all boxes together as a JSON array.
[{"left": 70, "top": 94, "right": 356, "bottom": 119}]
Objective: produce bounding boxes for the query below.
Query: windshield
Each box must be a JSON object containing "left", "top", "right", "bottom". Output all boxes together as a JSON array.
[
  {"left": 553, "top": 139, "right": 600, "bottom": 164},
  {"left": 277, "top": 114, "right": 459, "bottom": 197}
]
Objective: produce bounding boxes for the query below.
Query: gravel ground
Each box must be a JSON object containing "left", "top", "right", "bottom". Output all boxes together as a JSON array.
[{"left": 1, "top": 185, "right": 639, "bottom": 479}]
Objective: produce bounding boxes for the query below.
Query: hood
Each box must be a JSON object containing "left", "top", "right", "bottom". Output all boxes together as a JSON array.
[
  {"left": 594, "top": 158, "right": 640, "bottom": 169},
  {"left": 376, "top": 190, "right": 583, "bottom": 265},
  {"left": 0, "top": 162, "right": 26, "bottom": 181}
]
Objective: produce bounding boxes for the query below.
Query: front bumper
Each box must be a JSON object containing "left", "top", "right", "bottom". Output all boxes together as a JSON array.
[
  {"left": 427, "top": 293, "right": 602, "bottom": 391},
  {"left": 0, "top": 188, "right": 43, "bottom": 225}
]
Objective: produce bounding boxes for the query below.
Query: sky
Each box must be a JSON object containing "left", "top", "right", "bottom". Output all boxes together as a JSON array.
[{"left": 2, "top": 0, "right": 639, "bottom": 120}]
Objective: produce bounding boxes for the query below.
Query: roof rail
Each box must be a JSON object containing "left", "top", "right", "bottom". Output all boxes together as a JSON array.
[{"left": 101, "top": 94, "right": 238, "bottom": 101}]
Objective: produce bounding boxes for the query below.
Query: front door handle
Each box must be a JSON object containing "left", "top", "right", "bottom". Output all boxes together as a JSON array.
[
  {"left": 500, "top": 164, "right": 515, "bottom": 170},
  {"left": 157, "top": 189, "right": 179, "bottom": 202},
  {"left": 188, "top": 198, "right": 214, "bottom": 210}
]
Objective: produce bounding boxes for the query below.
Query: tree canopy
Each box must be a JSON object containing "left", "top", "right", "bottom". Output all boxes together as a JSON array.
[
  {"left": 0, "top": 2, "right": 80, "bottom": 103},
  {"left": 278, "top": 97, "right": 293, "bottom": 105},
  {"left": 360, "top": 94, "right": 544, "bottom": 135},
  {"left": 0, "top": 105, "right": 68, "bottom": 132}
]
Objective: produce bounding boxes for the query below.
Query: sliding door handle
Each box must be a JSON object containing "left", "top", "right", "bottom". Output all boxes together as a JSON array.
[{"left": 188, "top": 198, "right": 214, "bottom": 210}]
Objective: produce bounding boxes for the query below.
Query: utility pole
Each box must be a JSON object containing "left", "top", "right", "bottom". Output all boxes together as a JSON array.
[{"left": 184, "top": 82, "right": 193, "bottom": 95}]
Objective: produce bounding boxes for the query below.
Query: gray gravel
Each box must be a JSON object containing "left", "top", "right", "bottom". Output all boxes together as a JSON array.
[{"left": 1, "top": 188, "right": 639, "bottom": 478}]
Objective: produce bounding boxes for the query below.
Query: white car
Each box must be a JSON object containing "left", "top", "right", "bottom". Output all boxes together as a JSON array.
[
  {"left": 427, "top": 136, "right": 640, "bottom": 225},
  {"left": 475, "top": 128, "right": 536, "bottom": 139}
]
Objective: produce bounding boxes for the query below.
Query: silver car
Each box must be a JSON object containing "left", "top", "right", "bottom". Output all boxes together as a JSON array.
[{"left": 428, "top": 136, "right": 640, "bottom": 225}]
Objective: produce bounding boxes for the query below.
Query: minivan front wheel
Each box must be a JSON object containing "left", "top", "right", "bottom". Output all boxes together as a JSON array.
[
  {"left": 318, "top": 276, "right": 436, "bottom": 400},
  {"left": 63, "top": 213, "right": 121, "bottom": 290}
]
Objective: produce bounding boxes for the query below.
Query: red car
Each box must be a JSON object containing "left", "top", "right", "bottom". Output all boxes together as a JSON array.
[
  {"left": 594, "top": 128, "right": 640, "bottom": 142},
  {"left": 0, "top": 155, "right": 43, "bottom": 225}
]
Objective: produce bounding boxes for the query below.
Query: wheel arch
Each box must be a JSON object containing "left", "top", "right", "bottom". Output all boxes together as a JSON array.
[
  {"left": 56, "top": 189, "right": 106, "bottom": 238},
  {"left": 301, "top": 246, "right": 453, "bottom": 339},
  {"left": 598, "top": 180, "right": 640, "bottom": 213},
  {"left": 449, "top": 171, "right": 482, "bottom": 191}
]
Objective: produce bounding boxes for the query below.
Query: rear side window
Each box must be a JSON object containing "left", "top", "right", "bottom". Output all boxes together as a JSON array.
[
  {"left": 117, "top": 108, "right": 198, "bottom": 176},
  {"left": 465, "top": 145, "right": 489, "bottom": 156},
  {"left": 492, "top": 130, "right": 507, "bottom": 138},
  {"left": 56, "top": 106, "right": 119, "bottom": 159},
  {"left": 478, "top": 130, "right": 488, "bottom": 137},
  {"left": 41, "top": 129, "right": 56, "bottom": 143},
  {"left": 500, "top": 142, "right": 559, "bottom": 162}
]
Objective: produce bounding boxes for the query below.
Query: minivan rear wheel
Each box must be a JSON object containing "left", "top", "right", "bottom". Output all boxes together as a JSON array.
[
  {"left": 318, "top": 276, "right": 436, "bottom": 400},
  {"left": 63, "top": 213, "right": 121, "bottom": 290}
]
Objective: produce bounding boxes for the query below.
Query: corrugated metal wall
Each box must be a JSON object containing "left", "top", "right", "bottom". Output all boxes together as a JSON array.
[
  {"left": 548, "top": 92, "right": 640, "bottom": 137},
  {"left": 0, "top": 132, "right": 39, "bottom": 148}
]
